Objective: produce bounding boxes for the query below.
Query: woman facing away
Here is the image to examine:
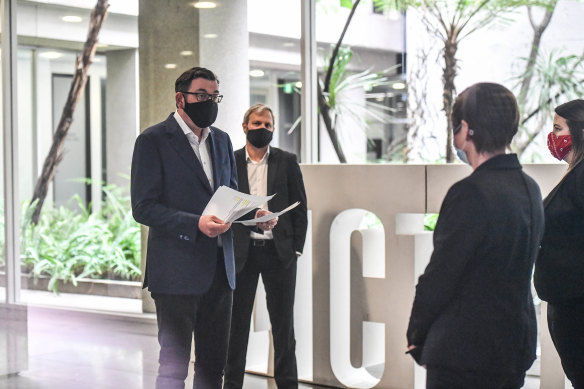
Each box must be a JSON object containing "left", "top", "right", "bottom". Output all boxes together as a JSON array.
[
  {"left": 534, "top": 99, "right": 584, "bottom": 389},
  {"left": 406, "top": 82, "right": 545, "bottom": 389}
]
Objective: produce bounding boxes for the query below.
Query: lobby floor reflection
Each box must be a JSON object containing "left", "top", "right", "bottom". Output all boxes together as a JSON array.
[
  {"left": 0, "top": 300, "right": 541, "bottom": 389},
  {"left": 0, "top": 305, "right": 331, "bottom": 389}
]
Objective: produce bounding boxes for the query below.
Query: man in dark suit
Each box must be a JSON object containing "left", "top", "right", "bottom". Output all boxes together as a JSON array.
[
  {"left": 131, "top": 68, "right": 272, "bottom": 389},
  {"left": 224, "top": 104, "right": 308, "bottom": 389}
]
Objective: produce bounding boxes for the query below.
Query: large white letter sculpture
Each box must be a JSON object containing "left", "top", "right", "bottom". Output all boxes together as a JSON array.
[{"left": 330, "top": 209, "right": 385, "bottom": 388}]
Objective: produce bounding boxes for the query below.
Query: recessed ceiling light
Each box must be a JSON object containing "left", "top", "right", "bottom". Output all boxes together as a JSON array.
[
  {"left": 203, "top": 33, "right": 218, "bottom": 39},
  {"left": 96, "top": 43, "right": 109, "bottom": 48},
  {"left": 192, "top": 1, "right": 216, "bottom": 8},
  {"left": 283, "top": 42, "right": 295, "bottom": 47},
  {"left": 392, "top": 82, "right": 406, "bottom": 90},
  {"left": 295, "top": 81, "right": 302, "bottom": 88},
  {"left": 249, "top": 69, "right": 265, "bottom": 78},
  {"left": 39, "top": 51, "right": 63, "bottom": 59},
  {"left": 165, "top": 64, "right": 177, "bottom": 69},
  {"left": 180, "top": 50, "right": 194, "bottom": 56}
]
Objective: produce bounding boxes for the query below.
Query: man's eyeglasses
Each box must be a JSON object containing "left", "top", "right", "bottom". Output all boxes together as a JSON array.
[{"left": 182, "top": 91, "right": 223, "bottom": 103}]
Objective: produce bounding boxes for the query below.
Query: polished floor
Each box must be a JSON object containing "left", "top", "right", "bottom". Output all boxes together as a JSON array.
[
  {"left": 0, "top": 302, "right": 330, "bottom": 389},
  {"left": 0, "top": 292, "right": 541, "bottom": 389}
]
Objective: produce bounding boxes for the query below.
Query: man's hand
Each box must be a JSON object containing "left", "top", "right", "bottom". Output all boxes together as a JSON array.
[
  {"left": 256, "top": 209, "right": 278, "bottom": 231},
  {"left": 198, "top": 215, "right": 231, "bottom": 238}
]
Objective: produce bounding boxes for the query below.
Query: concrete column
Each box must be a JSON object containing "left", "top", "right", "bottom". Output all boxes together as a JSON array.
[
  {"left": 106, "top": 49, "right": 138, "bottom": 190},
  {"left": 139, "top": 0, "right": 200, "bottom": 131},
  {"left": 139, "top": 0, "right": 200, "bottom": 313},
  {"left": 199, "top": 0, "right": 249, "bottom": 149}
]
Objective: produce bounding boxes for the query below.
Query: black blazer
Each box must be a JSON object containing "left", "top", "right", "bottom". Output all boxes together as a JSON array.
[
  {"left": 535, "top": 161, "right": 584, "bottom": 304},
  {"left": 407, "top": 154, "right": 544, "bottom": 374},
  {"left": 131, "top": 114, "right": 238, "bottom": 295},
  {"left": 232, "top": 147, "right": 308, "bottom": 272}
]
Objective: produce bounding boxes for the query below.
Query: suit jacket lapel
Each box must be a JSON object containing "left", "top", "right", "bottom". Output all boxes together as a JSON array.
[
  {"left": 166, "top": 117, "right": 213, "bottom": 195},
  {"left": 208, "top": 128, "right": 220, "bottom": 191},
  {"left": 267, "top": 147, "right": 278, "bottom": 195},
  {"left": 236, "top": 148, "right": 250, "bottom": 194}
]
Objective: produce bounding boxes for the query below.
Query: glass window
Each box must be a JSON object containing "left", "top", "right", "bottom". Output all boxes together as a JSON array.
[
  {"left": 315, "top": 0, "right": 406, "bottom": 163},
  {"left": 16, "top": 0, "right": 141, "bottom": 311}
]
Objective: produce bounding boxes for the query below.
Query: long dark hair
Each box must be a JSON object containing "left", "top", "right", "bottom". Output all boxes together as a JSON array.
[{"left": 555, "top": 99, "right": 584, "bottom": 170}]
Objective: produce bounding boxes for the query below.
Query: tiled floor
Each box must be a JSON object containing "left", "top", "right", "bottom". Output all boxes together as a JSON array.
[{"left": 0, "top": 292, "right": 542, "bottom": 389}]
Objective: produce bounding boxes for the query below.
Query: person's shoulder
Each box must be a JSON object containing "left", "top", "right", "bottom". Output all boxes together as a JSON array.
[
  {"left": 570, "top": 160, "right": 584, "bottom": 180},
  {"left": 271, "top": 147, "right": 298, "bottom": 163},
  {"left": 210, "top": 125, "right": 229, "bottom": 139},
  {"left": 140, "top": 114, "right": 175, "bottom": 138},
  {"left": 234, "top": 146, "right": 246, "bottom": 156},
  {"left": 446, "top": 175, "right": 484, "bottom": 203}
]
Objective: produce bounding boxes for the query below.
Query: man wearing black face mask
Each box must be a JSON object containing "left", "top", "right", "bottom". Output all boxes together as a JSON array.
[
  {"left": 224, "top": 104, "right": 308, "bottom": 389},
  {"left": 131, "top": 68, "right": 273, "bottom": 389}
]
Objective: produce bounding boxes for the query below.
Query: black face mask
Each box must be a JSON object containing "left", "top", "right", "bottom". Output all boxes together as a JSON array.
[
  {"left": 183, "top": 97, "right": 218, "bottom": 128},
  {"left": 246, "top": 127, "right": 273, "bottom": 148}
]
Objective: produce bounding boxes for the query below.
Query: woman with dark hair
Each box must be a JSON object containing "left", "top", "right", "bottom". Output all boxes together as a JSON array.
[
  {"left": 406, "top": 83, "right": 545, "bottom": 389},
  {"left": 535, "top": 99, "right": 584, "bottom": 388}
]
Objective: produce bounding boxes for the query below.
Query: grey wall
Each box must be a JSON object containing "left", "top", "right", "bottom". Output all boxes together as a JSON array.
[{"left": 106, "top": 49, "right": 138, "bottom": 190}]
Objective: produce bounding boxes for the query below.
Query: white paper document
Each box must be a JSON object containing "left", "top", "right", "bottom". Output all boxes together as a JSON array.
[
  {"left": 234, "top": 201, "right": 300, "bottom": 225},
  {"left": 202, "top": 185, "right": 274, "bottom": 223}
]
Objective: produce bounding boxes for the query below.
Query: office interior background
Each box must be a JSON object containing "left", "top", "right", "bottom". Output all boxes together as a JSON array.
[{"left": 1, "top": 0, "right": 583, "bottom": 388}]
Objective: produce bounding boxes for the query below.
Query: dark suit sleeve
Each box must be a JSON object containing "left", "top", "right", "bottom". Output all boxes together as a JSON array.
[
  {"left": 131, "top": 133, "right": 200, "bottom": 241},
  {"left": 287, "top": 154, "right": 308, "bottom": 253},
  {"left": 406, "top": 180, "right": 488, "bottom": 347}
]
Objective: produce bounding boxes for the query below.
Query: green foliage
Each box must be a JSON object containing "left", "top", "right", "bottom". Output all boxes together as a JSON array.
[
  {"left": 511, "top": 49, "right": 584, "bottom": 157},
  {"left": 424, "top": 213, "right": 439, "bottom": 231},
  {"left": 517, "top": 50, "right": 584, "bottom": 111},
  {"left": 20, "top": 183, "right": 141, "bottom": 294},
  {"left": 321, "top": 45, "right": 400, "bottom": 131}
]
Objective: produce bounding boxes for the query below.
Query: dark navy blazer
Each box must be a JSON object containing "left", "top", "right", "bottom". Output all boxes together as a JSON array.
[
  {"left": 131, "top": 113, "right": 237, "bottom": 294},
  {"left": 407, "top": 154, "right": 545, "bottom": 375}
]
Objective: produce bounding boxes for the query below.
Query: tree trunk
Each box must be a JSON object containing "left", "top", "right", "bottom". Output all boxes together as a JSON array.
[
  {"left": 318, "top": 0, "right": 361, "bottom": 163},
  {"left": 30, "top": 0, "right": 109, "bottom": 224},
  {"left": 318, "top": 83, "right": 347, "bottom": 162},
  {"left": 517, "top": 3, "right": 556, "bottom": 109},
  {"left": 442, "top": 31, "right": 458, "bottom": 163}
]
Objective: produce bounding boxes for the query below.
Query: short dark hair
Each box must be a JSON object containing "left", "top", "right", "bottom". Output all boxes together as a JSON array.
[
  {"left": 555, "top": 99, "right": 584, "bottom": 169},
  {"left": 243, "top": 103, "right": 275, "bottom": 126},
  {"left": 174, "top": 67, "right": 219, "bottom": 93},
  {"left": 451, "top": 83, "right": 519, "bottom": 153}
]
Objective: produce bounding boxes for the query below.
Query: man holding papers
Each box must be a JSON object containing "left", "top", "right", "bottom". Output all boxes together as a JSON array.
[
  {"left": 131, "top": 68, "right": 272, "bottom": 389},
  {"left": 224, "top": 104, "right": 308, "bottom": 389}
]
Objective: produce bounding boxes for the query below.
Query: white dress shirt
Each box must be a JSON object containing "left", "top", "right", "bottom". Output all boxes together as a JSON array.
[
  {"left": 247, "top": 146, "right": 273, "bottom": 240},
  {"left": 174, "top": 111, "right": 214, "bottom": 189},
  {"left": 174, "top": 111, "right": 223, "bottom": 246}
]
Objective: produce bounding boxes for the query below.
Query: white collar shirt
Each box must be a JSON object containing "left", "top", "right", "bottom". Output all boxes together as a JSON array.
[
  {"left": 174, "top": 111, "right": 214, "bottom": 190},
  {"left": 246, "top": 146, "right": 272, "bottom": 240}
]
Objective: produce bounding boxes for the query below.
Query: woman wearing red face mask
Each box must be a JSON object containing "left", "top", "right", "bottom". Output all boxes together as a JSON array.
[{"left": 535, "top": 99, "right": 584, "bottom": 389}]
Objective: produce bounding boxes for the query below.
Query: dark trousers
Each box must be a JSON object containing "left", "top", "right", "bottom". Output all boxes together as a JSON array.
[
  {"left": 426, "top": 367, "right": 525, "bottom": 389},
  {"left": 548, "top": 301, "right": 584, "bottom": 389},
  {"left": 152, "top": 253, "right": 233, "bottom": 389},
  {"left": 224, "top": 240, "right": 298, "bottom": 389}
]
